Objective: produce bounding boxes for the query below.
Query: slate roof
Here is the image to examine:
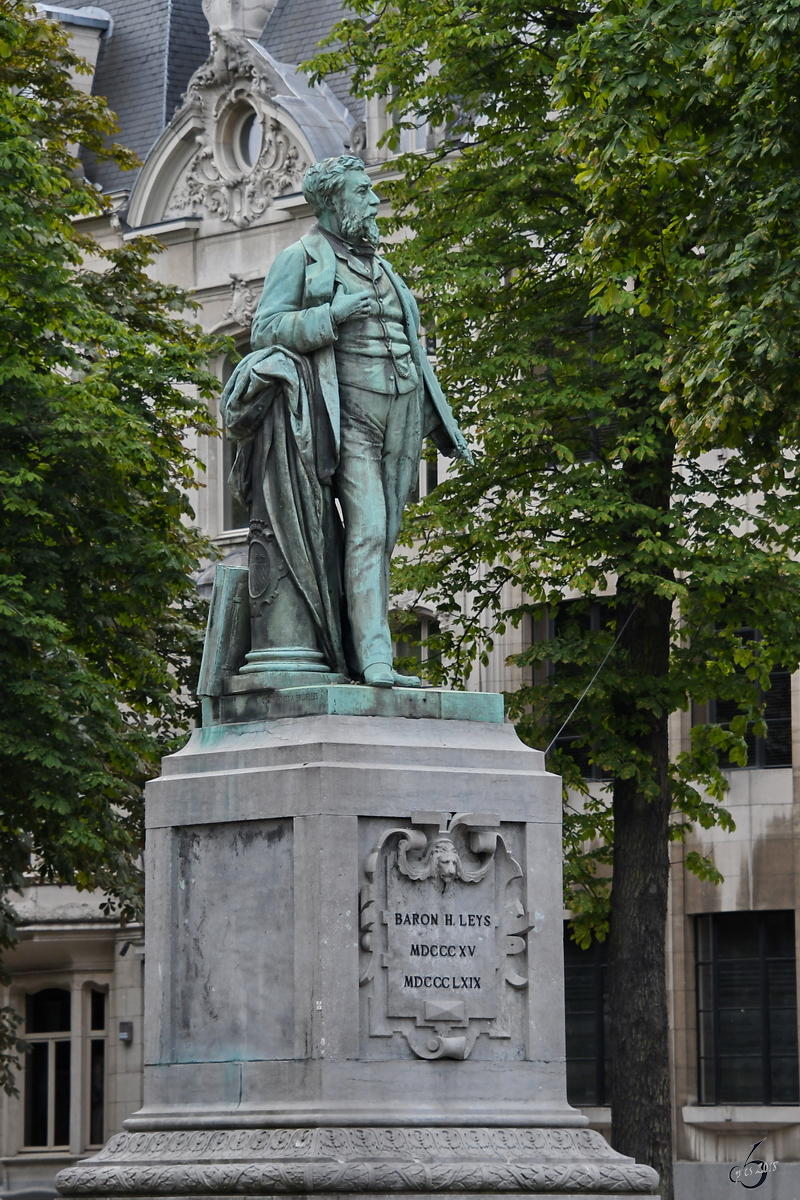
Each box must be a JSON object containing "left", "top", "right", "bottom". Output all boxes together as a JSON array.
[
  {"left": 50, "top": 0, "right": 362, "bottom": 194},
  {"left": 259, "top": 0, "right": 364, "bottom": 124},
  {"left": 54, "top": 0, "right": 209, "bottom": 193},
  {"left": 166, "top": 0, "right": 211, "bottom": 123}
]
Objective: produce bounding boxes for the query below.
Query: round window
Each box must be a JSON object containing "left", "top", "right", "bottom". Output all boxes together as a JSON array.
[{"left": 237, "top": 111, "right": 262, "bottom": 170}]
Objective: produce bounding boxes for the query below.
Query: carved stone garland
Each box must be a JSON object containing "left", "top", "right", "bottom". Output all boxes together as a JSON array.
[
  {"left": 163, "top": 31, "right": 309, "bottom": 229},
  {"left": 56, "top": 1126, "right": 660, "bottom": 1195}
]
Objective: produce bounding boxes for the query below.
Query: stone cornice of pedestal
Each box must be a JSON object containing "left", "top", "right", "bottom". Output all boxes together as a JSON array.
[
  {"left": 145, "top": 712, "right": 552, "bottom": 831},
  {"left": 55, "top": 1126, "right": 660, "bottom": 1196}
]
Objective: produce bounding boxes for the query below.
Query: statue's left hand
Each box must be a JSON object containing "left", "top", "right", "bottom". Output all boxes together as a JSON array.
[{"left": 331, "top": 288, "right": 379, "bottom": 326}]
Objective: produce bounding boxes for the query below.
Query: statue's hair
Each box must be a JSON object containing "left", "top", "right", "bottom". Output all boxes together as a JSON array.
[{"left": 302, "top": 155, "right": 366, "bottom": 215}]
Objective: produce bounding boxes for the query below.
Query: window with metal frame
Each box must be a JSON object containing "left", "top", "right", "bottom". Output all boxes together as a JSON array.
[
  {"left": 88, "top": 988, "right": 106, "bottom": 1145},
  {"left": 24, "top": 988, "right": 71, "bottom": 1147},
  {"left": 696, "top": 910, "right": 799, "bottom": 1105},
  {"left": 563, "top": 925, "right": 609, "bottom": 1106}
]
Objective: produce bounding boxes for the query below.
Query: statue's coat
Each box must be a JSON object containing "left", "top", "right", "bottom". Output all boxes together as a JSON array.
[
  {"left": 221, "top": 225, "right": 471, "bottom": 679},
  {"left": 249, "top": 227, "right": 472, "bottom": 479}
]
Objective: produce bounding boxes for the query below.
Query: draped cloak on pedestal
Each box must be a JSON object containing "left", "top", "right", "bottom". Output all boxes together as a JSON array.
[{"left": 220, "top": 347, "right": 351, "bottom": 678}]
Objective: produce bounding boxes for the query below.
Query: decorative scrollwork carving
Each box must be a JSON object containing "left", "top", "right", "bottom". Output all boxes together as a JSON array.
[
  {"left": 163, "top": 32, "right": 309, "bottom": 229},
  {"left": 185, "top": 31, "right": 269, "bottom": 100},
  {"left": 350, "top": 121, "right": 367, "bottom": 161},
  {"left": 222, "top": 273, "right": 257, "bottom": 330}
]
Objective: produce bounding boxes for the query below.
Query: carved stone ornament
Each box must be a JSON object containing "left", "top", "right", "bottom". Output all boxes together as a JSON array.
[
  {"left": 163, "top": 31, "right": 309, "bottom": 229},
  {"left": 350, "top": 121, "right": 367, "bottom": 161},
  {"left": 359, "top": 812, "right": 534, "bottom": 1061},
  {"left": 202, "top": 0, "right": 275, "bottom": 37},
  {"left": 222, "top": 273, "right": 257, "bottom": 328},
  {"left": 55, "top": 1126, "right": 660, "bottom": 1195}
]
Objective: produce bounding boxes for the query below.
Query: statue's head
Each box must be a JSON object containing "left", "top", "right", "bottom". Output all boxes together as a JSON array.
[{"left": 303, "top": 155, "right": 380, "bottom": 246}]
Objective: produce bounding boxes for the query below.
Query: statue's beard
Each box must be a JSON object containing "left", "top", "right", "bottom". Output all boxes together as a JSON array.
[{"left": 336, "top": 205, "right": 380, "bottom": 246}]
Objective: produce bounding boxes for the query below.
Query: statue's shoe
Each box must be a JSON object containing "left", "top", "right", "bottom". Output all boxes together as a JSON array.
[
  {"left": 393, "top": 670, "right": 422, "bottom": 687},
  {"left": 363, "top": 663, "right": 394, "bottom": 688}
]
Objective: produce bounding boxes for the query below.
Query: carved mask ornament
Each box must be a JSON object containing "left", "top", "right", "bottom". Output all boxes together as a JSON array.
[{"left": 398, "top": 834, "right": 491, "bottom": 892}]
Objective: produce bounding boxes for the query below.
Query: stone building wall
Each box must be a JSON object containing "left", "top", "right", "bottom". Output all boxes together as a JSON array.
[{"left": 0, "top": 889, "right": 142, "bottom": 1196}]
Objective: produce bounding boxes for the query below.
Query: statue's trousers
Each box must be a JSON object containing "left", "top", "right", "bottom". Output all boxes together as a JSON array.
[{"left": 335, "top": 381, "right": 423, "bottom": 673}]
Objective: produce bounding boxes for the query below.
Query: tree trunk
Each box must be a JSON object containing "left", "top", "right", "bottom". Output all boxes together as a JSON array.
[{"left": 608, "top": 593, "right": 673, "bottom": 1200}]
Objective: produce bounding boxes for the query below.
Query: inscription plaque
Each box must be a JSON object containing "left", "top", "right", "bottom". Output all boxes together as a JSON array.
[
  {"left": 386, "top": 869, "right": 498, "bottom": 1024},
  {"left": 360, "top": 812, "right": 533, "bottom": 1060}
]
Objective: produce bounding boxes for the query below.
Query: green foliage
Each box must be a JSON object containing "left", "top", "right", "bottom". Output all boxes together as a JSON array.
[
  {"left": 552, "top": 0, "right": 800, "bottom": 901},
  {"left": 0, "top": 0, "right": 224, "bottom": 1090},
  {"left": 556, "top": 0, "right": 800, "bottom": 458},
  {"left": 0, "top": 873, "right": 26, "bottom": 1095},
  {"left": 308, "top": 0, "right": 800, "bottom": 934}
]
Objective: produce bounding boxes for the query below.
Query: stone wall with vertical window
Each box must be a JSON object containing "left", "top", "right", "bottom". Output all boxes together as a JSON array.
[{"left": 0, "top": 889, "right": 142, "bottom": 1197}]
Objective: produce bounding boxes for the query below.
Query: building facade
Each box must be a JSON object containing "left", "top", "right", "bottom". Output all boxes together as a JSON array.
[{"left": 1, "top": 3, "right": 798, "bottom": 1198}]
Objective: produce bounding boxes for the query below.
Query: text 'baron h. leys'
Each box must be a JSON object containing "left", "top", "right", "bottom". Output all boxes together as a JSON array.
[{"left": 393, "top": 913, "right": 492, "bottom": 927}]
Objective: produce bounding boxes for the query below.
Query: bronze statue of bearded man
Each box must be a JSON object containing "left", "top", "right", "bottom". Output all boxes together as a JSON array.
[{"left": 221, "top": 155, "right": 471, "bottom": 688}]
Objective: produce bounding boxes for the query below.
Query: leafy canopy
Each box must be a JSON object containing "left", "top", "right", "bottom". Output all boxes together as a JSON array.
[
  {"left": 309, "top": 0, "right": 800, "bottom": 937},
  {"left": 557, "top": 0, "right": 800, "bottom": 456},
  {"left": 308, "top": 3, "right": 800, "bottom": 1189},
  {"left": 0, "top": 0, "right": 224, "bottom": 1090}
]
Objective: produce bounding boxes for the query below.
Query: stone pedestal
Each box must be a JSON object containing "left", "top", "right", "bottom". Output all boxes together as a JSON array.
[{"left": 56, "top": 687, "right": 658, "bottom": 1199}]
